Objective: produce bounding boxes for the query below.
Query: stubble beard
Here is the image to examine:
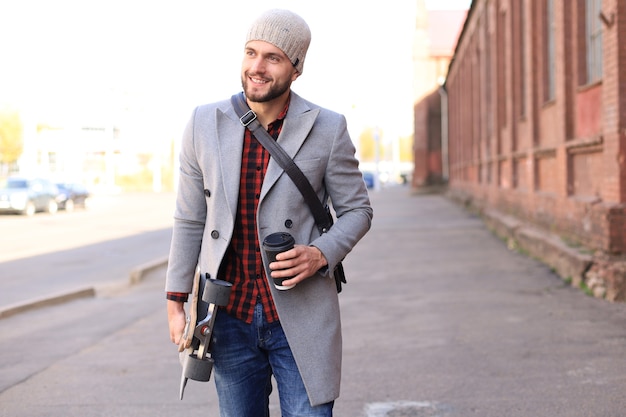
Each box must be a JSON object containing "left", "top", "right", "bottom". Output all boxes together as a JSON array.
[{"left": 242, "top": 74, "right": 291, "bottom": 103}]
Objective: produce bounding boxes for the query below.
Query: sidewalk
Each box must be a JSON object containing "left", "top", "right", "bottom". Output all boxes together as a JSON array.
[{"left": 1, "top": 185, "right": 625, "bottom": 417}]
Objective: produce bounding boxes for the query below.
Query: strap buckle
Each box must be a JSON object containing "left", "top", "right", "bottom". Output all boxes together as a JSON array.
[{"left": 239, "top": 110, "right": 257, "bottom": 127}]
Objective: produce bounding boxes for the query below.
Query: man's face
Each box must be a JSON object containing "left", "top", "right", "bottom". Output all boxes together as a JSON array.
[{"left": 241, "top": 40, "right": 300, "bottom": 103}]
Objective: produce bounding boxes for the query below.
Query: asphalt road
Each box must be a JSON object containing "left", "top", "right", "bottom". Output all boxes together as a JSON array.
[{"left": 1, "top": 186, "right": 625, "bottom": 417}]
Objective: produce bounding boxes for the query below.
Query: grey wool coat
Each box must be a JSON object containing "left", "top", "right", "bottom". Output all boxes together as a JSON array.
[{"left": 165, "top": 91, "right": 373, "bottom": 406}]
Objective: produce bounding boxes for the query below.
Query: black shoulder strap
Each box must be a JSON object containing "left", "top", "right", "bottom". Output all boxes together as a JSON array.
[{"left": 230, "top": 92, "right": 332, "bottom": 234}]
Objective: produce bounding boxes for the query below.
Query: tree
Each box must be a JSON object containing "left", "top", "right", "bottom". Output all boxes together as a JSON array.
[
  {"left": 0, "top": 108, "right": 24, "bottom": 176},
  {"left": 358, "top": 127, "right": 384, "bottom": 162},
  {"left": 398, "top": 134, "right": 414, "bottom": 162}
]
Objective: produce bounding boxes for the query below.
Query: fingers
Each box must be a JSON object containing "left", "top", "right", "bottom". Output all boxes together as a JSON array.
[
  {"left": 170, "top": 323, "right": 184, "bottom": 344},
  {"left": 167, "top": 303, "right": 187, "bottom": 345},
  {"left": 170, "top": 322, "right": 185, "bottom": 344},
  {"left": 270, "top": 245, "right": 327, "bottom": 282}
]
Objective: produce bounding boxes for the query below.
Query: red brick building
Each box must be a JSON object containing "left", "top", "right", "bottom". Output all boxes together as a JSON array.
[
  {"left": 412, "top": 4, "right": 467, "bottom": 188},
  {"left": 444, "top": 0, "right": 626, "bottom": 300}
]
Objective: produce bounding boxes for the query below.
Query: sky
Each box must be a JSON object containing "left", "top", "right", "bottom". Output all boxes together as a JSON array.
[{"left": 0, "top": 0, "right": 471, "bottom": 145}]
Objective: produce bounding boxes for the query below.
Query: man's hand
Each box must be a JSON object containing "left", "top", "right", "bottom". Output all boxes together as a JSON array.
[
  {"left": 167, "top": 300, "right": 186, "bottom": 345},
  {"left": 269, "top": 244, "right": 328, "bottom": 287}
]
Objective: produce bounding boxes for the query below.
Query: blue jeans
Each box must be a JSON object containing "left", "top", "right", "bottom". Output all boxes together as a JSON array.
[{"left": 211, "top": 303, "right": 334, "bottom": 417}]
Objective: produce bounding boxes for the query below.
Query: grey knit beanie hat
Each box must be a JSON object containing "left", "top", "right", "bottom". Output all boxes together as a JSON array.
[{"left": 246, "top": 9, "right": 311, "bottom": 74}]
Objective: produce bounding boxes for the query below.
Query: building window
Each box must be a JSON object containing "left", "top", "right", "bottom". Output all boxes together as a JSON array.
[
  {"left": 484, "top": 13, "right": 492, "bottom": 139},
  {"left": 48, "top": 152, "right": 57, "bottom": 172},
  {"left": 497, "top": 8, "right": 507, "bottom": 129},
  {"left": 585, "top": 0, "right": 603, "bottom": 84},
  {"left": 544, "top": 0, "right": 556, "bottom": 102},
  {"left": 518, "top": 0, "right": 526, "bottom": 117}
]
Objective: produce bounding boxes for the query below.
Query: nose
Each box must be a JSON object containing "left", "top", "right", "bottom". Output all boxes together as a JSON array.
[{"left": 249, "top": 56, "right": 265, "bottom": 74}]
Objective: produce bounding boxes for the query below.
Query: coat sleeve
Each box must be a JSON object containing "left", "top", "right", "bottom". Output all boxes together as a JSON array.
[
  {"left": 165, "top": 107, "right": 207, "bottom": 294},
  {"left": 310, "top": 113, "right": 373, "bottom": 271}
]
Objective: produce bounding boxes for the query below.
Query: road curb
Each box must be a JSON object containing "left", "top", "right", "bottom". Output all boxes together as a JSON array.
[
  {"left": 129, "top": 256, "right": 169, "bottom": 285},
  {"left": 0, "top": 256, "right": 169, "bottom": 320},
  {"left": 0, "top": 287, "right": 96, "bottom": 319}
]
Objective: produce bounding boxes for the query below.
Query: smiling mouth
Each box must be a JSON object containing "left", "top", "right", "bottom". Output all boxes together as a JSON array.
[{"left": 249, "top": 75, "right": 269, "bottom": 85}]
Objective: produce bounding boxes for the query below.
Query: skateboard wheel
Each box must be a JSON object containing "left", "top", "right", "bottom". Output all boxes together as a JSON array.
[
  {"left": 202, "top": 278, "right": 233, "bottom": 307},
  {"left": 183, "top": 354, "right": 214, "bottom": 381}
]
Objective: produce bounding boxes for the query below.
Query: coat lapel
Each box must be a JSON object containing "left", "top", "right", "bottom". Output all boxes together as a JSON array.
[
  {"left": 261, "top": 93, "right": 320, "bottom": 198},
  {"left": 216, "top": 107, "right": 245, "bottom": 219}
]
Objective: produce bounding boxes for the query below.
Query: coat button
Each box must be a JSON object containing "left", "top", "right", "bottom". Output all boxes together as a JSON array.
[
  {"left": 284, "top": 219, "right": 293, "bottom": 228},
  {"left": 211, "top": 230, "right": 219, "bottom": 239},
  {"left": 204, "top": 189, "right": 211, "bottom": 197}
]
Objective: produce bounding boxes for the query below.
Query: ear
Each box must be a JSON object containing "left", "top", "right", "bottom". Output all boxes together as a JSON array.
[{"left": 291, "top": 70, "right": 301, "bottom": 81}]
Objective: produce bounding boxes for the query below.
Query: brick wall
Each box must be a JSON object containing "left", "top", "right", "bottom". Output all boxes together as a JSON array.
[
  {"left": 440, "top": 0, "right": 626, "bottom": 299},
  {"left": 413, "top": 90, "right": 444, "bottom": 187}
]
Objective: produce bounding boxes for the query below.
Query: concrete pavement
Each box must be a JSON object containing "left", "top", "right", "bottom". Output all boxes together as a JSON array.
[{"left": 1, "top": 185, "right": 625, "bottom": 417}]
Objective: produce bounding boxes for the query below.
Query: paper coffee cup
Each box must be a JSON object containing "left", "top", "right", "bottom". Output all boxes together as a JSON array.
[{"left": 262, "top": 232, "right": 296, "bottom": 290}]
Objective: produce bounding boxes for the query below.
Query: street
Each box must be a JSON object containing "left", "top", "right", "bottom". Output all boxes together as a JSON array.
[
  {"left": 1, "top": 186, "right": 626, "bottom": 417},
  {"left": 0, "top": 192, "right": 175, "bottom": 308}
]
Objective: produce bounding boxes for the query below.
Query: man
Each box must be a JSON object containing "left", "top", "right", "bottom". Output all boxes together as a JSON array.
[{"left": 166, "top": 9, "right": 372, "bottom": 417}]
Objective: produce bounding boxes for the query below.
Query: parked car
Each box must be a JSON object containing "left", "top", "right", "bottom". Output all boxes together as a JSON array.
[
  {"left": 362, "top": 171, "right": 375, "bottom": 189},
  {"left": 55, "top": 182, "right": 90, "bottom": 211},
  {"left": 0, "top": 177, "right": 59, "bottom": 215}
]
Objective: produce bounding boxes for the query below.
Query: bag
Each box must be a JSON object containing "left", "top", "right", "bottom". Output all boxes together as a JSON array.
[{"left": 325, "top": 205, "right": 347, "bottom": 293}]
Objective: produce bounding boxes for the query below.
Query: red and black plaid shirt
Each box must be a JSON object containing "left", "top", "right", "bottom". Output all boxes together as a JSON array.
[
  {"left": 168, "top": 101, "right": 289, "bottom": 324},
  {"left": 217, "top": 104, "right": 289, "bottom": 324}
]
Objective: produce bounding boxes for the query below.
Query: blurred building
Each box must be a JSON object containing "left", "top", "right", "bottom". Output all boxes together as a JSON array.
[
  {"left": 12, "top": 87, "right": 172, "bottom": 193},
  {"left": 445, "top": 0, "right": 626, "bottom": 300},
  {"left": 20, "top": 121, "right": 121, "bottom": 190},
  {"left": 412, "top": 1, "right": 468, "bottom": 188}
]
